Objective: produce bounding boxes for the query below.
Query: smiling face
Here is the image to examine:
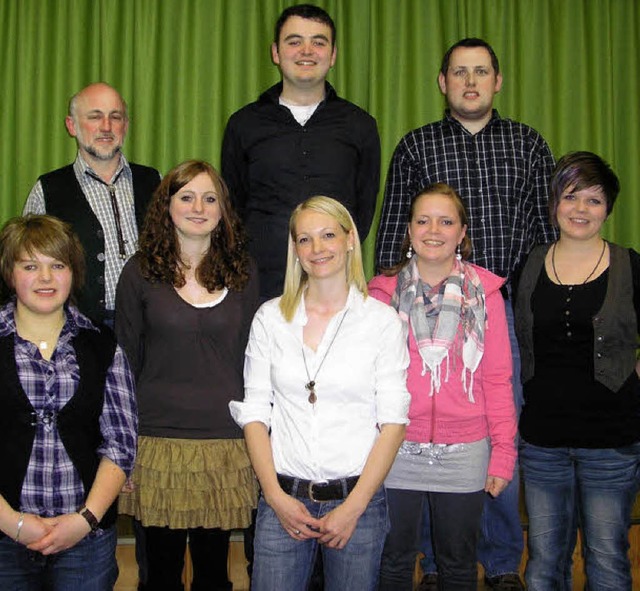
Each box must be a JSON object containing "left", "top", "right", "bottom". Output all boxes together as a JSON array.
[
  {"left": 12, "top": 250, "right": 73, "bottom": 317},
  {"left": 169, "top": 172, "right": 222, "bottom": 244},
  {"left": 409, "top": 192, "right": 467, "bottom": 278},
  {"left": 555, "top": 184, "right": 608, "bottom": 241},
  {"left": 438, "top": 46, "right": 502, "bottom": 130},
  {"left": 293, "top": 209, "right": 354, "bottom": 283},
  {"left": 65, "top": 83, "right": 128, "bottom": 164},
  {"left": 272, "top": 16, "right": 336, "bottom": 95}
]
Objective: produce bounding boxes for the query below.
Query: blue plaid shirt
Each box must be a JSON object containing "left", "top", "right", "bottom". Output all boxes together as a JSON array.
[
  {"left": 0, "top": 302, "right": 137, "bottom": 517},
  {"left": 376, "top": 110, "right": 558, "bottom": 291}
]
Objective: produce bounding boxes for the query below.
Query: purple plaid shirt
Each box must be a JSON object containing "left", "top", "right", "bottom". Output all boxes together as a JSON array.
[{"left": 0, "top": 302, "right": 137, "bottom": 517}]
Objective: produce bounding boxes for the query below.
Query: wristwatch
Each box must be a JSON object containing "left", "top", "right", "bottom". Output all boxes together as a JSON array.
[{"left": 78, "top": 506, "right": 99, "bottom": 532}]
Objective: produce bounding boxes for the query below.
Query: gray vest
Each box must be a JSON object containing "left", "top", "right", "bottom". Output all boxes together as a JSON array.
[{"left": 515, "top": 242, "right": 637, "bottom": 392}]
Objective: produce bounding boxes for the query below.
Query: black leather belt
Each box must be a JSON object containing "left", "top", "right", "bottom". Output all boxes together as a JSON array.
[{"left": 277, "top": 474, "right": 359, "bottom": 502}]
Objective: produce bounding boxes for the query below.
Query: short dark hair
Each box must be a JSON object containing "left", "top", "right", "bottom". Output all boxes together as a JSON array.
[
  {"left": 274, "top": 4, "right": 336, "bottom": 46},
  {"left": 440, "top": 38, "right": 500, "bottom": 76},
  {"left": 549, "top": 152, "right": 620, "bottom": 224},
  {"left": 0, "top": 214, "right": 85, "bottom": 304}
]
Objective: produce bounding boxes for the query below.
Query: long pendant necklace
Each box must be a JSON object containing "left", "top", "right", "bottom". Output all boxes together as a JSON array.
[
  {"left": 302, "top": 310, "right": 348, "bottom": 404},
  {"left": 551, "top": 240, "right": 606, "bottom": 285}
]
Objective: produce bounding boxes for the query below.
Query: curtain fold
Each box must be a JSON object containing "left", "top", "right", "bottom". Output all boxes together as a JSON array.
[{"left": 2, "top": 0, "right": 638, "bottom": 276}]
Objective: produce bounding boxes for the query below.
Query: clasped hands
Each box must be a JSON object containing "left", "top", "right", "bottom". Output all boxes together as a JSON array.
[
  {"left": 12, "top": 511, "right": 92, "bottom": 555},
  {"left": 270, "top": 492, "right": 363, "bottom": 550}
]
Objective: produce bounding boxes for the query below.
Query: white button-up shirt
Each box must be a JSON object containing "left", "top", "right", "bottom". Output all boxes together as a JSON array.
[{"left": 230, "top": 286, "right": 410, "bottom": 481}]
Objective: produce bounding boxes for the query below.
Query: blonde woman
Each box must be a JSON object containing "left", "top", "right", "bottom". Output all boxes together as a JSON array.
[{"left": 230, "top": 196, "right": 410, "bottom": 591}]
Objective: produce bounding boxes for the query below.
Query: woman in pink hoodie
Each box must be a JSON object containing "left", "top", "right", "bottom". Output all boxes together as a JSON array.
[{"left": 372, "top": 183, "right": 517, "bottom": 591}]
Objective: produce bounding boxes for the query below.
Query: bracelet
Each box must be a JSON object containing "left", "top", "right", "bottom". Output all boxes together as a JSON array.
[{"left": 14, "top": 512, "right": 24, "bottom": 543}]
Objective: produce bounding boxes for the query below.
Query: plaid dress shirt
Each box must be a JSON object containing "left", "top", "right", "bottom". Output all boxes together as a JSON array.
[
  {"left": 376, "top": 111, "right": 557, "bottom": 292},
  {"left": 24, "top": 154, "right": 140, "bottom": 310},
  {"left": 0, "top": 303, "right": 137, "bottom": 517}
]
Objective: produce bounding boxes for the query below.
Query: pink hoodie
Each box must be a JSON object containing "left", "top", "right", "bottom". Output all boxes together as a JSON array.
[{"left": 368, "top": 264, "right": 517, "bottom": 481}]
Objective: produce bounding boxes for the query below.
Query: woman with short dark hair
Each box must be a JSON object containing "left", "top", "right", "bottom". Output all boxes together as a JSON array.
[{"left": 516, "top": 152, "right": 640, "bottom": 590}]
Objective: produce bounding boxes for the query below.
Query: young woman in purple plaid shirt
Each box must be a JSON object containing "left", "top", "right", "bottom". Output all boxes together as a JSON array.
[{"left": 0, "top": 214, "right": 138, "bottom": 591}]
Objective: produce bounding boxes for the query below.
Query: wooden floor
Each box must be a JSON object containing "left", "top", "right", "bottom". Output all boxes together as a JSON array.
[{"left": 114, "top": 525, "right": 640, "bottom": 590}]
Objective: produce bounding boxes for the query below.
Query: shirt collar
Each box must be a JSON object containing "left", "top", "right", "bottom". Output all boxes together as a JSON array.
[
  {"left": 443, "top": 108, "right": 501, "bottom": 134},
  {"left": 0, "top": 300, "right": 96, "bottom": 340},
  {"left": 262, "top": 81, "right": 337, "bottom": 106},
  {"left": 0, "top": 302, "right": 16, "bottom": 337},
  {"left": 73, "top": 152, "right": 131, "bottom": 185}
]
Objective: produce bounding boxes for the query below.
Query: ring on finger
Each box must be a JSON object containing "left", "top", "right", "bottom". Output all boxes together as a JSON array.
[{"left": 294, "top": 529, "right": 301, "bottom": 535}]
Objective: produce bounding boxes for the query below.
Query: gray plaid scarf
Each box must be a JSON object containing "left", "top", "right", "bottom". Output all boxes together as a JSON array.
[{"left": 391, "top": 256, "right": 486, "bottom": 400}]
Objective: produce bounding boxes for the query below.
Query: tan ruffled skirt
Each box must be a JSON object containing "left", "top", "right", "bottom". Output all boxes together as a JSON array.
[{"left": 119, "top": 436, "right": 257, "bottom": 530}]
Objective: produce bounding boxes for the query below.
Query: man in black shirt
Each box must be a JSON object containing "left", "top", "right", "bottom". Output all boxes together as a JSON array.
[{"left": 222, "top": 4, "right": 380, "bottom": 300}]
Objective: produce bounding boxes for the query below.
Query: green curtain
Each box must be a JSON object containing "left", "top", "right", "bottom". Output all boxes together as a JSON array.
[{"left": 1, "top": 0, "right": 638, "bottom": 277}]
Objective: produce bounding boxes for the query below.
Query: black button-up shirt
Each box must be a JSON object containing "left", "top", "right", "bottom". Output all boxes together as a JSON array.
[{"left": 222, "top": 82, "right": 380, "bottom": 299}]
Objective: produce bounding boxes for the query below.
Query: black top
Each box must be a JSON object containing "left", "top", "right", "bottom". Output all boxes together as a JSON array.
[
  {"left": 520, "top": 264, "right": 640, "bottom": 448},
  {"left": 221, "top": 82, "right": 380, "bottom": 299},
  {"left": 115, "top": 255, "right": 260, "bottom": 439}
]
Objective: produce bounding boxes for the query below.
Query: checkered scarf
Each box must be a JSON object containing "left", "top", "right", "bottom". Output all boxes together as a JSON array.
[{"left": 391, "top": 256, "right": 486, "bottom": 401}]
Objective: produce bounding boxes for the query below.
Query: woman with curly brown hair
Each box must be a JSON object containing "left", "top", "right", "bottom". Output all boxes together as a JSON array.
[{"left": 115, "top": 160, "right": 260, "bottom": 591}]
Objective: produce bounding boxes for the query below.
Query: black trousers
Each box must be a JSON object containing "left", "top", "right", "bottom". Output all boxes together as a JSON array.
[
  {"left": 379, "top": 488, "right": 486, "bottom": 591},
  {"left": 145, "top": 525, "right": 232, "bottom": 591}
]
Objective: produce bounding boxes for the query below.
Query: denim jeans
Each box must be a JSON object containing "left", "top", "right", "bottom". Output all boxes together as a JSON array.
[
  {"left": 252, "top": 487, "right": 388, "bottom": 591},
  {"left": 420, "top": 301, "right": 524, "bottom": 578},
  {"left": 380, "top": 488, "right": 485, "bottom": 591},
  {"left": 520, "top": 440, "right": 640, "bottom": 591},
  {"left": 0, "top": 524, "right": 118, "bottom": 591}
]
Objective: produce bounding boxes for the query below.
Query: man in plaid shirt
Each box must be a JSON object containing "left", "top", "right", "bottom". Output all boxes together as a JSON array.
[
  {"left": 24, "top": 83, "right": 160, "bottom": 328},
  {"left": 376, "top": 38, "right": 556, "bottom": 591}
]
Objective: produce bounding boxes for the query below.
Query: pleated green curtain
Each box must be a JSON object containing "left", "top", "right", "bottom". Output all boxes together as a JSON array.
[{"left": 1, "top": 0, "right": 639, "bottom": 276}]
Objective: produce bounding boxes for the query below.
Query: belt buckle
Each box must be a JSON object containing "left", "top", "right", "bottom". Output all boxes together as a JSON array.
[{"left": 308, "top": 480, "right": 329, "bottom": 502}]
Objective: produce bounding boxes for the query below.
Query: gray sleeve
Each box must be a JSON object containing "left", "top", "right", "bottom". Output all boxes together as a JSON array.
[{"left": 23, "top": 180, "right": 46, "bottom": 215}]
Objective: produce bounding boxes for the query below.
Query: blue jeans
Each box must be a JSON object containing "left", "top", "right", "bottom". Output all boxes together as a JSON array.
[
  {"left": 252, "top": 487, "right": 388, "bottom": 591},
  {"left": 520, "top": 440, "right": 640, "bottom": 591},
  {"left": 380, "top": 488, "right": 485, "bottom": 591},
  {"left": 0, "top": 525, "right": 118, "bottom": 590},
  {"left": 420, "top": 301, "right": 524, "bottom": 577}
]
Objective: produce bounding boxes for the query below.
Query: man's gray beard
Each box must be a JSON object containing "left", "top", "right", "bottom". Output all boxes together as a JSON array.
[{"left": 82, "top": 143, "right": 121, "bottom": 162}]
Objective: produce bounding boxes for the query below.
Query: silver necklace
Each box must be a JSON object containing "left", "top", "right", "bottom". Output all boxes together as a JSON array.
[
  {"left": 17, "top": 318, "right": 65, "bottom": 352},
  {"left": 302, "top": 310, "right": 348, "bottom": 404},
  {"left": 551, "top": 240, "right": 606, "bottom": 286}
]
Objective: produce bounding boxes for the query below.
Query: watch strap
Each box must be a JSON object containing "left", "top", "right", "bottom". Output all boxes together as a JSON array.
[{"left": 78, "top": 506, "right": 99, "bottom": 531}]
